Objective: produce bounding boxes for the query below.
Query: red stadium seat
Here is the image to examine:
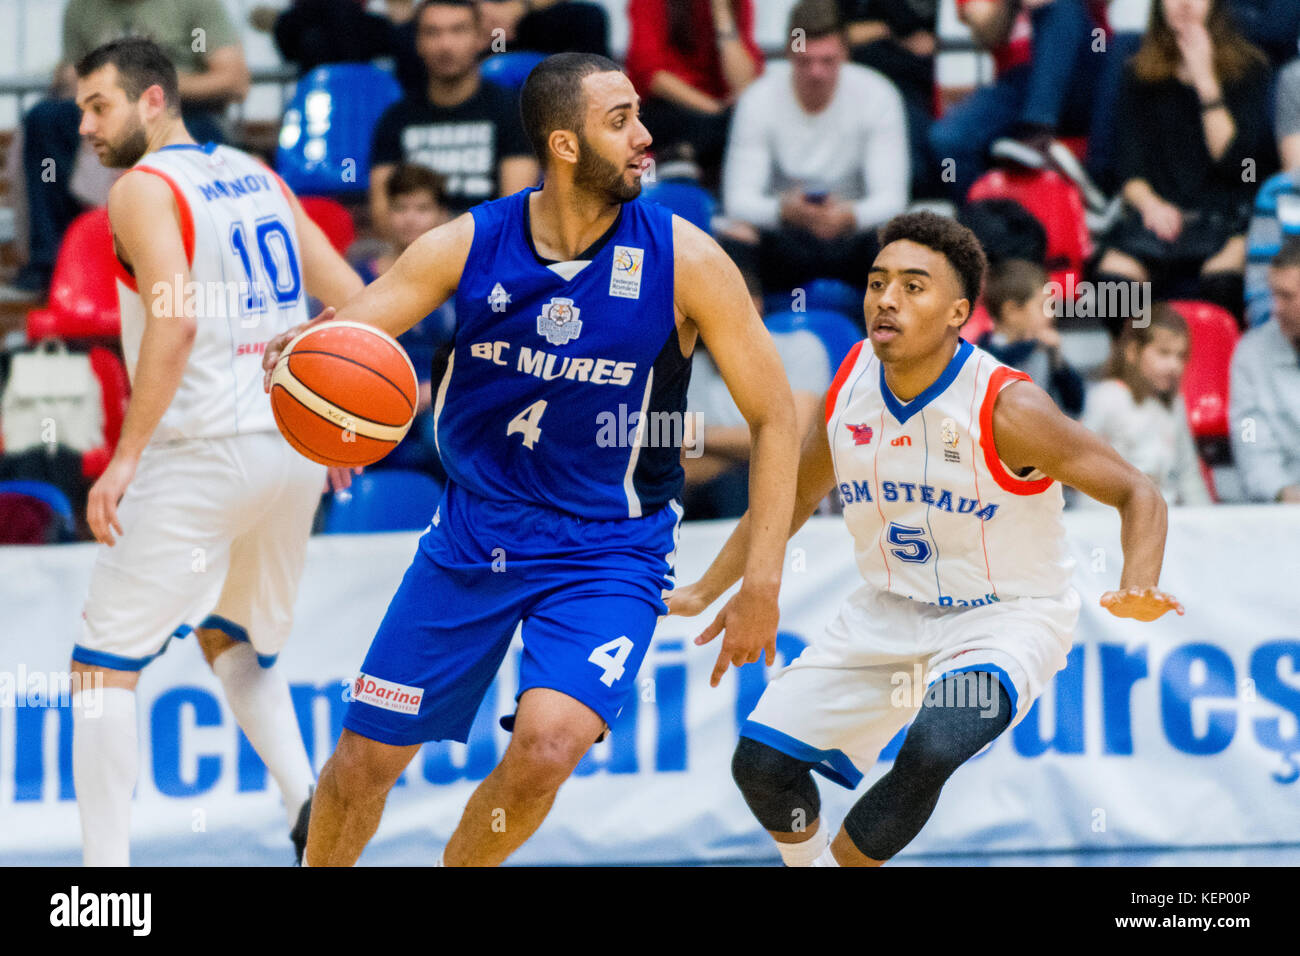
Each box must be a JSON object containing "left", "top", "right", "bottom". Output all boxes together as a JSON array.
[
  {"left": 1169, "top": 299, "right": 1240, "bottom": 442},
  {"left": 81, "top": 346, "right": 131, "bottom": 480},
  {"left": 299, "top": 196, "right": 356, "bottom": 255},
  {"left": 967, "top": 168, "right": 1092, "bottom": 293},
  {"left": 26, "top": 208, "right": 121, "bottom": 342}
]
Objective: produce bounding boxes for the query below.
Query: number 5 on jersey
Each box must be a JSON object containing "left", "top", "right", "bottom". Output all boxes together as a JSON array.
[{"left": 507, "top": 400, "right": 548, "bottom": 449}]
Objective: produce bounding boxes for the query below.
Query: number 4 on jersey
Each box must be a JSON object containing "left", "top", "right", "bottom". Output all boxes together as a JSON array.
[{"left": 507, "top": 399, "right": 547, "bottom": 449}]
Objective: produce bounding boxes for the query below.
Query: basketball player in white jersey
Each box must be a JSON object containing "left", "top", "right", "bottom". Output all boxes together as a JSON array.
[
  {"left": 669, "top": 212, "right": 1184, "bottom": 866},
  {"left": 67, "top": 38, "right": 364, "bottom": 866}
]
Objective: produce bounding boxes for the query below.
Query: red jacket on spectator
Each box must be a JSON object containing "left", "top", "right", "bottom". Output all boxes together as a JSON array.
[{"left": 625, "top": 0, "right": 764, "bottom": 101}]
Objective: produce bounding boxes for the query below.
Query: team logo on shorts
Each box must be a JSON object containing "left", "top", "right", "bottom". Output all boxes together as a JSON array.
[
  {"left": 351, "top": 673, "right": 424, "bottom": 715},
  {"left": 537, "top": 297, "right": 583, "bottom": 345},
  {"left": 941, "top": 417, "right": 961, "bottom": 462},
  {"left": 846, "top": 423, "right": 874, "bottom": 446}
]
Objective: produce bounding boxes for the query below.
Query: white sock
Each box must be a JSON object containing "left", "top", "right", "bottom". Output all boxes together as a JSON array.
[
  {"left": 73, "top": 686, "right": 137, "bottom": 867},
  {"left": 775, "top": 826, "right": 828, "bottom": 867},
  {"left": 212, "top": 644, "right": 314, "bottom": 827},
  {"left": 812, "top": 843, "right": 841, "bottom": 867}
]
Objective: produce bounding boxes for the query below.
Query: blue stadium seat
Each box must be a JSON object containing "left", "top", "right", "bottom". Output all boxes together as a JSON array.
[
  {"left": 321, "top": 470, "right": 443, "bottom": 534},
  {"left": 639, "top": 179, "right": 716, "bottom": 234},
  {"left": 764, "top": 278, "right": 864, "bottom": 321},
  {"left": 276, "top": 64, "right": 403, "bottom": 196},
  {"left": 0, "top": 480, "right": 76, "bottom": 540},
  {"left": 763, "top": 309, "right": 864, "bottom": 371},
  {"left": 479, "top": 51, "right": 547, "bottom": 91}
]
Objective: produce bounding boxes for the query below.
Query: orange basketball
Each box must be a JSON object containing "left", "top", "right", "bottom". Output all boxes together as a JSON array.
[{"left": 270, "top": 320, "right": 419, "bottom": 467}]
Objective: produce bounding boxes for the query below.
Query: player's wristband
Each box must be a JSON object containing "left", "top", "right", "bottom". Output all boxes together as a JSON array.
[{"left": 1200, "top": 97, "right": 1225, "bottom": 112}]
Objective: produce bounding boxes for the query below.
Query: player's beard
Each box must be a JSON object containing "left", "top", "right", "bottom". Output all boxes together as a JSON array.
[
  {"left": 100, "top": 117, "right": 150, "bottom": 169},
  {"left": 573, "top": 135, "right": 641, "bottom": 204}
]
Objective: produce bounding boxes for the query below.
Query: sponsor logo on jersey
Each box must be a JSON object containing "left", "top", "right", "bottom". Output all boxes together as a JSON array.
[
  {"left": 609, "top": 245, "right": 644, "bottom": 299},
  {"left": 846, "top": 423, "right": 874, "bottom": 445},
  {"left": 891, "top": 435, "right": 912, "bottom": 447},
  {"left": 487, "top": 282, "right": 511, "bottom": 311},
  {"left": 351, "top": 673, "right": 424, "bottom": 715},
  {"left": 234, "top": 340, "right": 269, "bottom": 356},
  {"left": 941, "top": 416, "right": 960, "bottom": 462},
  {"left": 537, "top": 297, "right": 583, "bottom": 345}
]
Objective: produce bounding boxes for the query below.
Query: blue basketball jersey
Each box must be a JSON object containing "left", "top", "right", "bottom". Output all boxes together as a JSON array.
[{"left": 436, "top": 188, "right": 689, "bottom": 519}]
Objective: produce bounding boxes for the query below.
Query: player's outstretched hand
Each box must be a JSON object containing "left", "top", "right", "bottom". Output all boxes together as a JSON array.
[
  {"left": 1100, "top": 586, "right": 1184, "bottom": 622},
  {"left": 87, "top": 454, "right": 137, "bottom": 547},
  {"left": 664, "top": 580, "right": 718, "bottom": 619},
  {"left": 325, "top": 466, "right": 363, "bottom": 493},
  {"left": 262, "top": 306, "right": 337, "bottom": 393},
  {"left": 693, "top": 585, "right": 780, "bottom": 688}
]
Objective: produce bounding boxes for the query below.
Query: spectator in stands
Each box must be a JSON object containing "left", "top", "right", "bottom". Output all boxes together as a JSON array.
[
  {"left": 0, "top": 0, "right": 250, "bottom": 303},
  {"left": 1278, "top": 59, "right": 1300, "bottom": 171},
  {"left": 391, "top": 0, "right": 611, "bottom": 94},
  {"left": 352, "top": 163, "right": 455, "bottom": 479},
  {"left": 683, "top": 282, "right": 832, "bottom": 519},
  {"left": 1224, "top": 0, "right": 1300, "bottom": 67},
  {"left": 1093, "top": 0, "right": 1274, "bottom": 327},
  {"left": 625, "top": 0, "right": 763, "bottom": 181},
  {"left": 369, "top": 0, "right": 539, "bottom": 232},
  {"left": 722, "top": 0, "right": 908, "bottom": 300},
  {"left": 1230, "top": 239, "right": 1300, "bottom": 502},
  {"left": 930, "top": 0, "right": 1123, "bottom": 206},
  {"left": 251, "top": 0, "right": 397, "bottom": 75},
  {"left": 1083, "top": 303, "right": 1212, "bottom": 506},
  {"left": 977, "top": 259, "right": 1085, "bottom": 417},
  {"left": 1243, "top": 60, "right": 1300, "bottom": 325},
  {"left": 836, "top": 0, "right": 941, "bottom": 198}
]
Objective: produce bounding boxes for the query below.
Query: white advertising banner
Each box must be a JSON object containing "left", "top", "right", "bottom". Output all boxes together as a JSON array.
[{"left": 2, "top": 507, "right": 1298, "bottom": 865}]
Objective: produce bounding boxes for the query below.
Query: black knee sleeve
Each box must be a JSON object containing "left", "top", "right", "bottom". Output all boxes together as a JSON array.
[
  {"left": 1198, "top": 271, "right": 1245, "bottom": 326},
  {"left": 731, "top": 736, "right": 821, "bottom": 833},
  {"left": 842, "top": 676, "right": 1012, "bottom": 860}
]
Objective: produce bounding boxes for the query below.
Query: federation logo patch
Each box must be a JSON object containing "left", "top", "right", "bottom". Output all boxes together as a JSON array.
[
  {"left": 536, "top": 296, "right": 583, "bottom": 345},
  {"left": 609, "top": 245, "right": 644, "bottom": 299},
  {"left": 941, "top": 416, "right": 961, "bottom": 462},
  {"left": 846, "top": 423, "right": 874, "bottom": 446},
  {"left": 352, "top": 673, "right": 424, "bottom": 715}
]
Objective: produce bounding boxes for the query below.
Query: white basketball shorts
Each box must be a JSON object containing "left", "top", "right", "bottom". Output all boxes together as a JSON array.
[
  {"left": 742, "top": 582, "right": 1080, "bottom": 788},
  {"left": 76, "top": 431, "right": 326, "bottom": 670}
]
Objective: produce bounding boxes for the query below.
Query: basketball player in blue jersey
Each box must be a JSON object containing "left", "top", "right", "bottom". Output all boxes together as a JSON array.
[
  {"left": 261, "top": 53, "right": 799, "bottom": 866},
  {"left": 670, "top": 212, "right": 1183, "bottom": 866}
]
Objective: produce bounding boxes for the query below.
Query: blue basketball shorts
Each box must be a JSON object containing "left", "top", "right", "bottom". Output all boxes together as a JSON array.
[{"left": 342, "top": 481, "right": 683, "bottom": 746}]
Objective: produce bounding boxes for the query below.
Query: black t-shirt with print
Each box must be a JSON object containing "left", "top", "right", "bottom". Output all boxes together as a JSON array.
[{"left": 369, "top": 79, "right": 533, "bottom": 213}]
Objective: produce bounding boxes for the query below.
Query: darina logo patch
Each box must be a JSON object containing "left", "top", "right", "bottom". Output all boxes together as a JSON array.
[{"left": 537, "top": 297, "right": 583, "bottom": 345}]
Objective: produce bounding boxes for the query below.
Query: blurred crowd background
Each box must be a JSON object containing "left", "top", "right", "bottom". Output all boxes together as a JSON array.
[{"left": 1, "top": 0, "right": 1298, "bottom": 543}]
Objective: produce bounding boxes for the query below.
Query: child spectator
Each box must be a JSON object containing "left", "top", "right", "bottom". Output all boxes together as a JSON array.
[
  {"left": 1082, "top": 303, "right": 1211, "bottom": 505},
  {"left": 977, "top": 259, "right": 1085, "bottom": 417},
  {"left": 351, "top": 163, "right": 455, "bottom": 478}
]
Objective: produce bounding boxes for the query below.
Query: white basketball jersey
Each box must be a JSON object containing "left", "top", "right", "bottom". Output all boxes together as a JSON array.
[
  {"left": 825, "top": 337, "right": 1074, "bottom": 606},
  {"left": 112, "top": 142, "right": 310, "bottom": 442}
]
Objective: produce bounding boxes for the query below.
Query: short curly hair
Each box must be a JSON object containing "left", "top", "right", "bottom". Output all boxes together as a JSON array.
[{"left": 878, "top": 212, "right": 988, "bottom": 307}]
